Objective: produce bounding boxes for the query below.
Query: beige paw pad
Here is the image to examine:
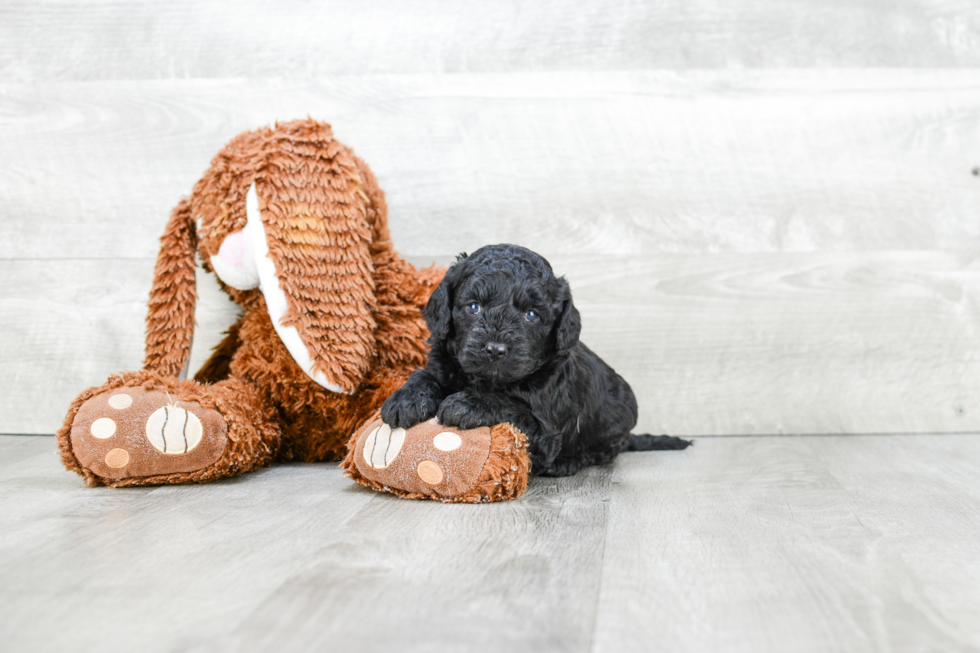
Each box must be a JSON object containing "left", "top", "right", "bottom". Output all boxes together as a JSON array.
[
  {"left": 416, "top": 460, "right": 445, "bottom": 485},
  {"left": 432, "top": 431, "right": 462, "bottom": 451},
  {"left": 362, "top": 423, "right": 406, "bottom": 469},
  {"left": 145, "top": 406, "right": 203, "bottom": 455},
  {"left": 104, "top": 448, "right": 129, "bottom": 469},
  {"left": 90, "top": 418, "right": 116, "bottom": 439},
  {"left": 108, "top": 393, "right": 132, "bottom": 409}
]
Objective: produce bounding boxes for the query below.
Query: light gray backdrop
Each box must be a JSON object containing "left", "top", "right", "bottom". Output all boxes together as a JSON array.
[{"left": 2, "top": 0, "right": 979, "bottom": 436}]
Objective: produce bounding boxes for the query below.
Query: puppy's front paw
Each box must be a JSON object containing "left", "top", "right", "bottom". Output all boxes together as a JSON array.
[
  {"left": 436, "top": 392, "right": 492, "bottom": 430},
  {"left": 381, "top": 386, "right": 439, "bottom": 429}
]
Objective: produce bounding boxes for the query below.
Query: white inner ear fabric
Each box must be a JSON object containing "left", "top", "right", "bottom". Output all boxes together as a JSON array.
[
  {"left": 210, "top": 229, "right": 260, "bottom": 291},
  {"left": 246, "top": 183, "right": 347, "bottom": 394}
]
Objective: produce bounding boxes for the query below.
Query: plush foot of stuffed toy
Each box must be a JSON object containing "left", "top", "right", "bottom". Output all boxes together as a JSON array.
[
  {"left": 59, "top": 120, "right": 445, "bottom": 488},
  {"left": 59, "top": 371, "right": 280, "bottom": 487},
  {"left": 342, "top": 413, "right": 530, "bottom": 503},
  {"left": 69, "top": 386, "right": 228, "bottom": 481}
]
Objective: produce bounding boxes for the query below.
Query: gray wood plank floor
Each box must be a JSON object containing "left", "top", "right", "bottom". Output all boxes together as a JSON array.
[{"left": 4, "top": 434, "right": 979, "bottom": 653}]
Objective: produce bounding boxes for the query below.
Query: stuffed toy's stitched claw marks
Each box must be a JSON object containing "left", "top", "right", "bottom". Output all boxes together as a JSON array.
[
  {"left": 69, "top": 387, "right": 227, "bottom": 481},
  {"left": 360, "top": 422, "right": 407, "bottom": 469}
]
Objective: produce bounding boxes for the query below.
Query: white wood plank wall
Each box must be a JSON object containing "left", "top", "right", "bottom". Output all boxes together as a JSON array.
[
  {"left": 2, "top": 0, "right": 979, "bottom": 77},
  {"left": 2, "top": 1, "right": 979, "bottom": 436}
]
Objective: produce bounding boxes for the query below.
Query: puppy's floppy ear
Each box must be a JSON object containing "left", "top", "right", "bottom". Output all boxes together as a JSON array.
[
  {"left": 424, "top": 254, "right": 467, "bottom": 343},
  {"left": 554, "top": 277, "right": 581, "bottom": 356}
]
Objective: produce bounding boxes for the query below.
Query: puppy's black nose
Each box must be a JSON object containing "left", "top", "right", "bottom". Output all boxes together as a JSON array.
[{"left": 485, "top": 342, "right": 508, "bottom": 360}]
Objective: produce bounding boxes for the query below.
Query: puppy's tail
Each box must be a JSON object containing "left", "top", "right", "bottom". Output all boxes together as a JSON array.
[{"left": 626, "top": 434, "right": 693, "bottom": 451}]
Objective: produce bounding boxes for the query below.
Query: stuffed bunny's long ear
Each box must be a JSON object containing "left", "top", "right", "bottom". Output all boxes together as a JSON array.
[
  {"left": 246, "top": 182, "right": 349, "bottom": 393},
  {"left": 143, "top": 197, "right": 198, "bottom": 379},
  {"left": 249, "top": 121, "right": 379, "bottom": 394},
  {"left": 161, "top": 119, "right": 384, "bottom": 393}
]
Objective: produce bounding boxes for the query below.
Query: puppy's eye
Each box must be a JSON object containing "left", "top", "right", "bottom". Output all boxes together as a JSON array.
[
  {"left": 525, "top": 310, "right": 539, "bottom": 323},
  {"left": 467, "top": 303, "right": 481, "bottom": 315}
]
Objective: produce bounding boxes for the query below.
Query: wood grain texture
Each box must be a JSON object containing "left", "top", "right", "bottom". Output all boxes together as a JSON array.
[
  {"left": 2, "top": 71, "right": 979, "bottom": 261},
  {"left": 0, "top": 437, "right": 377, "bottom": 653},
  {"left": 0, "top": 259, "right": 240, "bottom": 435},
  {"left": 593, "top": 434, "right": 980, "bottom": 653},
  {"left": 4, "top": 252, "right": 980, "bottom": 437},
  {"left": 561, "top": 252, "right": 980, "bottom": 436},
  {"left": 4, "top": 434, "right": 980, "bottom": 652},
  {"left": 2, "top": 0, "right": 979, "bottom": 82},
  {"left": 209, "top": 468, "right": 612, "bottom": 652},
  {"left": 0, "top": 435, "right": 612, "bottom": 653}
]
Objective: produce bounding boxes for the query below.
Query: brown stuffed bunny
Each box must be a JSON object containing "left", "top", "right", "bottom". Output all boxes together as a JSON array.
[
  {"left": 59, "top": 118, "right": 531, "bottom": 501},
  {"left": 58, "top": 119, "right": 449, "bottom": 487}
]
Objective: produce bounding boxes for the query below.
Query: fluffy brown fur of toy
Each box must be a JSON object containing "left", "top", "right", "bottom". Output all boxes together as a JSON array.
[{"left": 58, "top": 119, "right": 444, "bottom": 487}]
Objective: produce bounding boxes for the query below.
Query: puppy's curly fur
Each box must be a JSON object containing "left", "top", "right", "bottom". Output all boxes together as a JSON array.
[{"left": 382, "top": 244, "right": 691, "bottom": 477}]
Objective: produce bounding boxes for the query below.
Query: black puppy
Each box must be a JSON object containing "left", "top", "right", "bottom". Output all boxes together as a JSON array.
[{"left": 381, "top": 244, "right": 691, "bottom": 476}]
